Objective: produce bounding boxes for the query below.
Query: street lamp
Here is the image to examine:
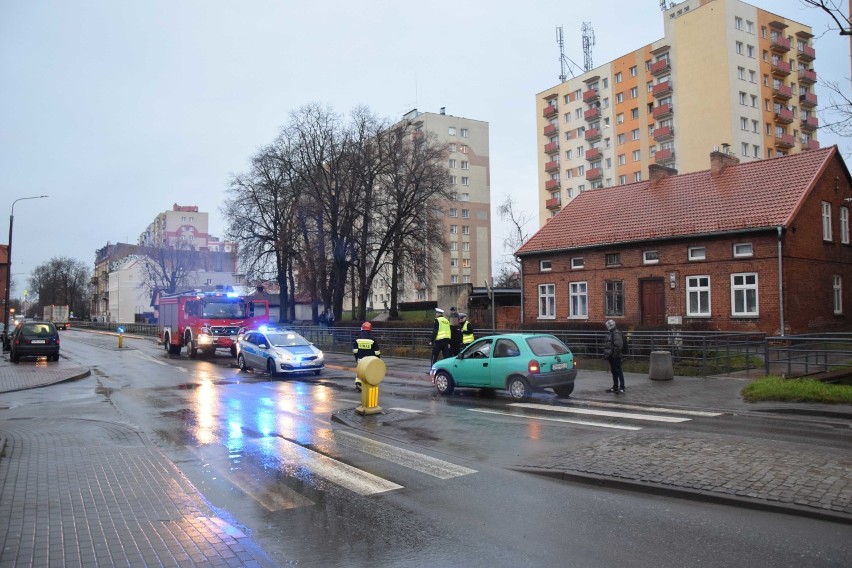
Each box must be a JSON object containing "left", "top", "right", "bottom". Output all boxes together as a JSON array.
[{"left": 3, "top": 195, "right": 48, "bottom": 348}]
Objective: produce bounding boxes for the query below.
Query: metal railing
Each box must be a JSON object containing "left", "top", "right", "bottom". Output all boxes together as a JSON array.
[{"left": 764, "top": 333, "right": 852, "bottom": 377}]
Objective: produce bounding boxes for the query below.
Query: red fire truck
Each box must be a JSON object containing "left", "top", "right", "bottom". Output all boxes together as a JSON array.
[{"left": 158, "top": 290, "right": 270, "bottom": 358}]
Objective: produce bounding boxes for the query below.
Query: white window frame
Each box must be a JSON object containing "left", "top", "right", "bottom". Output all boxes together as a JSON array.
[
  {"left": 731, "top": 273, "right": 759, "bottom": 317},
  {"left": 643, "top": 250, "right": 659, "bottom": 264},
  {"left": 461, "top": 208, "right": 470, "bottom": 219},
  {"left": 686, "top": 275, "right": 711, "bottom": 316},
  {"left": 540, "top": 260, "right": 552, "bottom": 272},
  {"left": 571, "top": 257, "right": 584, "bottom": 269},
  {"left": 733, "top": 242, "right": 753, "bottom": 257},
  {"left": 460, "top": 128, "right": 469, "bottom": 138},
  {"left": 688, "top": 246, "right": 706, "bottom": 261},
  {"left": 538, "top": 284, "right": 556, "bottom": 319},
  {"left": 834, "top": 275, "right": 843, "bottom": 314},
  {"left": 822, "top": 201, "right": 833, "bottom": 241},
  {"left": 569, "top": 281, "right": 588, "bottom": 319},
  {"left": 449, "top": 208, "right": 458, "bottom": 217},
  {"left": 841, "top": 206, "right": 850, "bottom": 244},
  {"left": 462, "top": 225, "right": 470, "bottom": 235}
]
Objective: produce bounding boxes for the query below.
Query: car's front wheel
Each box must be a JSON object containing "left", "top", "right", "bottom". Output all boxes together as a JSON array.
[
  {"left": 553, "top": 384, "right": 575, "bottom": 398},
  {"left": 266, "top": 358, "right": 278, "bottom": 377},
  {"left": 237, "top": 353, "right": 249, "bottom": 371},
  {"left": 434, "top": 371, "right": 455, "bottom": 395},
  {"left": 507, "top": 376, "right": 531, "bottom": 401}
]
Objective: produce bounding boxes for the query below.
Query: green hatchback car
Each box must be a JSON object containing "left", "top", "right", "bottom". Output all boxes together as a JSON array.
[{"left": 430, "top": 333, "right": 578, "bottom": 400}]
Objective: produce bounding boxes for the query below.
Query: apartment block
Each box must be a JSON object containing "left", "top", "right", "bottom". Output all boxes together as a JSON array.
[{"left": 536, "top": 0, "right": 818, "bottom": 225}]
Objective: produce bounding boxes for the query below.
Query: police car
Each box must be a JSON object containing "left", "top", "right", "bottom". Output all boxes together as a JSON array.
[{"left": 236, "top": 326, "right": 325, "bottom": 376}]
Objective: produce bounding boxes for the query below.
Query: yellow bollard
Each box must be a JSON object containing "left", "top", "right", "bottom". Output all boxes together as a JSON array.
[
  {"left": 355, "top": 356, "right": 385, "bottom": 416},
  {"left": 117, "top": 326, "right": 125, "bottom": 349}
]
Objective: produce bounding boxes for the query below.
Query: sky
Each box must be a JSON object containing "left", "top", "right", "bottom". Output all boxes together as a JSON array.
[{"left": 1, "top": 0, "right": 848, "bottom": 298}]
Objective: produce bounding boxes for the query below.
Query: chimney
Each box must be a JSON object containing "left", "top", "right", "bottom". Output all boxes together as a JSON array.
[
  {"left": 648, "top": 163, "right": 678, "bottom": 184},
  {"left": 440, "top": 107, "right": 446, "bottom": 115},
  {"left": 710, "top": 149, "right": 740, "bottom": 176}
]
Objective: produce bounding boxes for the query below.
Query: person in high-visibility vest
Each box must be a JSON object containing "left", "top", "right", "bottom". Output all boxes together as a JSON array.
[
  {"left": 352, "top": 322, "right": 380, "bottom": 392},
  {"left": 459, "top": 312, "right": 475, "bottom": 347},
  {"left": 430, "top": 308, "right": 452, "bottom": 366}
]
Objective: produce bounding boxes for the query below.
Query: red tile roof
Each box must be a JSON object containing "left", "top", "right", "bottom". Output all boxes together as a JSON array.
[{"left": 518, "top": 147, "right": 838, "bottom": 255}]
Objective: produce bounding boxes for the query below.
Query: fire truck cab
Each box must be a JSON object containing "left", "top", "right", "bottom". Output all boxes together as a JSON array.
[{"left": 159, "top": 290, "right": 269, "bottom": 358}]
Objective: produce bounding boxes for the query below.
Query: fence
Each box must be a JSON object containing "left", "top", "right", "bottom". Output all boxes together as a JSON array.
[{"left": 764, "top": 333, "right": 852, "bottom": 377}]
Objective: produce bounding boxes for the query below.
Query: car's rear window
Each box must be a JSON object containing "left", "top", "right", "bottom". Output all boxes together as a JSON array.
[
  {"left": 22, "top": 323, "right": 56, "bottom": 336},
  {"left": 527, "top": 336, "right": 570, "bottom": 356}
]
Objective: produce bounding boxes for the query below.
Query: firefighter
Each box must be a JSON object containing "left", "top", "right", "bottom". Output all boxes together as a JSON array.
[
  {"left": 352, "top": 321, "right": 380, "bottom": 392},
  {"left": 430, "top": 308, "right": 452, "bottom": 366},
  {"left": 459, "top": 312, "right": 475, "bottom": 347}
]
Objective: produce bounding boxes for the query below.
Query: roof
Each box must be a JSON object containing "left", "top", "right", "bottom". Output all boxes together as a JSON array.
[{"left": 518, "top": 147, "right": 839, "bottom": 256}]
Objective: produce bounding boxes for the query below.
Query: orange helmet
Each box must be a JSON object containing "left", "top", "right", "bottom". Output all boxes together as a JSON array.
[{"left": 361, "top": 322, "right": 372, "bottom": 331}]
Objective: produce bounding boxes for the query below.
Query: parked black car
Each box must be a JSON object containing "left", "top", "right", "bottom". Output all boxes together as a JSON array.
[{"left": 10, "top": 321, "right": 60, "bottom": 363}]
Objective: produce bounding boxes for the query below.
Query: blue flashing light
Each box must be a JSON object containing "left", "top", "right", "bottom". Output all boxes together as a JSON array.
[
  {"left": 258, "top": 325, "right": 268, "bottom": 332},
  {"left": 226, "top": 292, "right": 239, "bottom": 298}
]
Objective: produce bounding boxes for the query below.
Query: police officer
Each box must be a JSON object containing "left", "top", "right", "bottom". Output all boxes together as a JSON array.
[
  {"left": 449, "top": 307, "right": 462, "bottom": 355},
  {"left": 459, "top": 312, "right": 475, "bottom": 347},
  {"left": 430, "top": 308, "right": 452, "bottom": 366},
  {"left": 352, "top": 322, "right": 380, "bottom": 392}
]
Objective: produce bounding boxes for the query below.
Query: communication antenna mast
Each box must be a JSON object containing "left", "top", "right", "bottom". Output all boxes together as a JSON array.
[
  {"left": 556, "top": 25, "right": 583, "bottom": 81},
  {"left": 581, "top": 22, "right": 595, "bottom": 72}
]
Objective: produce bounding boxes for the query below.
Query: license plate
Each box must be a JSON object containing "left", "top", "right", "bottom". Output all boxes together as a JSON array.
[
  {"left": 552, "top": 362, "right": 567, "bottom": 370},
  {"left": 31, "top": 339, "right": 46, "bottom": 344}
]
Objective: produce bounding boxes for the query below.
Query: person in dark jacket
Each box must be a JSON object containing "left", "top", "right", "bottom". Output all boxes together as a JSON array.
[
  {"left": 459, "top": 313, "right": 475, "bottom": 347},
  {"left": 430, "top": 308, "right": 452, "bottom": 366},
  {"left": 603, "top": 319, "right": 625, "bottom": 393},
  {"left": 448, "top": 307, "right": 462, "bottom": 355},
  {"left": 352, "top": 322, "right": 380, "bottom": 392}
]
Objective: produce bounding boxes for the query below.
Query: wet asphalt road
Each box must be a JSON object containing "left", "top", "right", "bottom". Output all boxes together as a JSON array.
[{"left": 3, "top": 330, "right": 849, "bottom": 567}]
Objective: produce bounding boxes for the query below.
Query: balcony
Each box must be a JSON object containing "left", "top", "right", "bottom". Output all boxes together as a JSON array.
[
  {"left": 584, "top": 107, "right": 601, "bottom": 121},
  {"left": 800, "top": 92, "right": 818, "bottom": 108},
  {"left": 545, "top": 197, "right": 562, "bottom": 210},
  {"left": 584, "top": 127, "right": 601, "bottom": 142},
  {"left": 545, "top": 179, "right": 561, "bottom": 190},
  {"left": 801, "top": 115, "right": 818, "bottom": 131},
  {"left": 770, "top": 36, "right": 791, "bottom": 53},
  {"left": 544, "top": 142, "right": 559, "bottom": 154},
  {"left": 655, "top": 148, "right": 675, "bottom": 164},
  {"left": 798, "top": 69, "right": 817, "bottom": 84},
  {"left": 652, "top": 103, "right": 673, "bottom": 119},
  {"left": 583, "top": 88, "right": 599, "bottom": 103},
  {"left": 653, "top": 125, "right": 674, "bottom": 141},
  {"left": 797, "top": 44, "right": 815, "bottom": 61},
  {"left": 544, "top": 160, "right": 560, "bottom": 172},
  {"left": 543, "top": 123, "right": 558, "bottom": 136},
  {"left": 773, "top": 84, "right": 792, "bottom": 101},
  {"left": 774, "top": 133, "right": 795, "bottom": 149},
  {"left": 543, "top": 104, "right": 558, "bottom": 118},
  {"left": 585, "top": 167, "right": 602, "bottom": 181},
  {"left": 652, "top": 80, "right": 672, "bottom": 97},
  {"left": 649, "top": 59, "right": 671, "bottom": 76},
  {"left": 585, "top": 147, "right": 601, "bottom": 161},
  {"left": 774, "top": 107, "right": 794, "bottom": 124},
  {"left": 771, "top": 60, "right": 791, "bottom": 77},
  {"left": 805, "top": 139, "right": 820, "bottom": 151}
]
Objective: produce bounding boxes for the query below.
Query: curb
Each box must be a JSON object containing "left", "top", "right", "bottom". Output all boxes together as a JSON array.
[
  {"left": 512, "top": 467, "right": 852, "bottom": 526},
  {"left": 0, "top": 367, "right": 91, "bottom": 394}
]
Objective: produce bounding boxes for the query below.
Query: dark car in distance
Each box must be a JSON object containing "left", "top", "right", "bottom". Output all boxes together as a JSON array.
[{"left": 10, "top": 321, "right": 60, "bottom": 363}]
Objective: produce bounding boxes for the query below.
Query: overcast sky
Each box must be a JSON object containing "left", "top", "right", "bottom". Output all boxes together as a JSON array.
[{"left": 1, "top": 0, "right": 847, "bottom": 297}]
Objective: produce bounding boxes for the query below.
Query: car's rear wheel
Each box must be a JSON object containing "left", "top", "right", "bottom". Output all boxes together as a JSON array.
[
  {"left": 230, "top": 345, "right": 237, "bottom": 358},
  {"left": 434, "top": 371, "right": 455, "bottom": 395},
  {"left": 507, "top": 376, "right": 531, "bottom": 401},
  {"left": 266, "top": 358, "right": 278, "bottom": 377},
  {"left": 553, "top": 384, "right": 575, "bottom": 398},
  {"left": 237, "top": 353, "right": 248, "bottom": 371}
]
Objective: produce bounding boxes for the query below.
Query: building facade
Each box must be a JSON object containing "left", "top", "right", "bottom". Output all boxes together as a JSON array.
[
  {"left": 536, "top": 0, "right": 819, "bottom": 225},
  {"left": 517, "top": 147, "right": 852, "bottom": 335},
  {"left": 373, "top": 109, "right": 492, "bottom": 306}
]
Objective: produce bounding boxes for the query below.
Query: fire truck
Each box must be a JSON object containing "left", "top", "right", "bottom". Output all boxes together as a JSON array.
[{"left": 158, "top": 290, "right": 270, "bottom": 358}]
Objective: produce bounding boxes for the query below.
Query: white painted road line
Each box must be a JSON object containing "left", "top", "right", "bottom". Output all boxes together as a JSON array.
[
  {"left": 468, "top": 408, "right": 643, "bottom": 431},
  {"left": 572, "top": 400, "right": 723, "bottom": 417},
  {"left": 336, "top": 431, "right": 477, "bottom": 479},
  {"left": 128, "top": 351, "right": 169, "bottom": 366},
  {"left": 510, "top": 403, "right": 692, "bottom": 423},
  {"left": 273, "top": 437, "right": 403, "bottom": 495}
]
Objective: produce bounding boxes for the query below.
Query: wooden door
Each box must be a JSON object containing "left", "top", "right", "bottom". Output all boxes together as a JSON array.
[{"left": 640, "top": 279, "right": 665, "bottom": 326}]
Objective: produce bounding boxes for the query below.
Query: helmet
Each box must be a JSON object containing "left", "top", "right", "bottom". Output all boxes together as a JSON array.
[
  {"left": 458, "top": 312, "right": 467, "bottom": 319},
  {"left": 361, "top": 322, "right": 372, "bottom": 331},
  {"left": 605, "top": 319, "right": 616, "bottom": 331}
]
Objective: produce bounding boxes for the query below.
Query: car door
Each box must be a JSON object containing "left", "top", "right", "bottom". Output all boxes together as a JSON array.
[
  {"left": 243, "top": 332, "right": 262, "bottom": 368},
  {"left": 489, "top": 338, "right": 522, "bottom": 388},
  {"left": 449, "top": 338, "right": 493, "bottom": 386}
]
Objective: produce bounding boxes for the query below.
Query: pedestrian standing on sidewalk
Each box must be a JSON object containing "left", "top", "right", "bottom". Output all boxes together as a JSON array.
[
  {"left": 430, "top": 308, "right": 452, "bottom": 366},
  {"left": 603, "top": 319, "right": 625, "bottom": 393},
  {"left": 352, "top": 322, "right": 380, "bottom": 392}
]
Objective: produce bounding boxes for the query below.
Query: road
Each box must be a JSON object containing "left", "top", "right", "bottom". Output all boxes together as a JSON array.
[{"left": 3, "top": 329, "right": 850, "bottom": 567}]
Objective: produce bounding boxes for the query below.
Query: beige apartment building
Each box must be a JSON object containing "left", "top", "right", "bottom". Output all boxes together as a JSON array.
[
  {"left": 536, "top": 0, "right": 818, "bottom": 225},
  {"left": 372, "top": 109, "right": 491, "bottom": 307}
]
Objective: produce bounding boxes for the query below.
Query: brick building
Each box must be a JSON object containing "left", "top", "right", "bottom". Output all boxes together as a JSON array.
[{"left": 516, "top": 146, "right": 852, "bottom": 334}]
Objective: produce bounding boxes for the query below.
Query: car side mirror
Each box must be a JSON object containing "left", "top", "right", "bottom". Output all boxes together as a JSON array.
[{"left": 258, "top": 343, "right": 268, "bottom": 349}]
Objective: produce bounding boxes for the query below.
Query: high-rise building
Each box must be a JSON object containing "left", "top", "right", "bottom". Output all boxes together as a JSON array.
[
  {"left": 374, "top": 109, "right": 491, "bottom": 307},
  {"left": 536, "top": 0, "right": 818, "bottom": 225}
]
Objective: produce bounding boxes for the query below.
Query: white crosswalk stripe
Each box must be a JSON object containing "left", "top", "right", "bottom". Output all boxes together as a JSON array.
[
  {"left": 510, "top": 402, "right": 692, "bottom": 423},
  {"left": 468, "top": 408, "right": 642, "bottom": 430}
]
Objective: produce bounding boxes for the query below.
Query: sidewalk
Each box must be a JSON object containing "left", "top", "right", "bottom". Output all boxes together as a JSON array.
[{"left": 0, "top": 348, "right": 850, "bottom": 568}]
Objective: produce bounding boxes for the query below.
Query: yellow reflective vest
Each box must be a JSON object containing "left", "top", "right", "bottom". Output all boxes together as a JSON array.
[{"left": 434, "top": 316, "right": 451, "bottom": 340}]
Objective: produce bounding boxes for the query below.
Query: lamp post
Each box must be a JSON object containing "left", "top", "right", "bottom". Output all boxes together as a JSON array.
[{"left": 3, "top": 195, "right": 48, "bottom": 348}]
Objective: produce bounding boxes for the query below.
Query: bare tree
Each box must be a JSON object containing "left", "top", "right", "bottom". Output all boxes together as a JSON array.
[
  {"left": 138, "top": 242, "right": 199, "bottom": 297},
  {"left": 802, "top": 1, "right": 850, "bottom": 34},
  {"left": 494, "top": 195, "right": 532, "bottom": 288},
  {"left": 28, "top": 257, "right": 91, "bottom": 319}
]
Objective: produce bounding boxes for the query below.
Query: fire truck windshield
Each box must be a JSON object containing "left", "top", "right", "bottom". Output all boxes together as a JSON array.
[{"left": 202, "top": 301, "right": 245, "bottom": 319}]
